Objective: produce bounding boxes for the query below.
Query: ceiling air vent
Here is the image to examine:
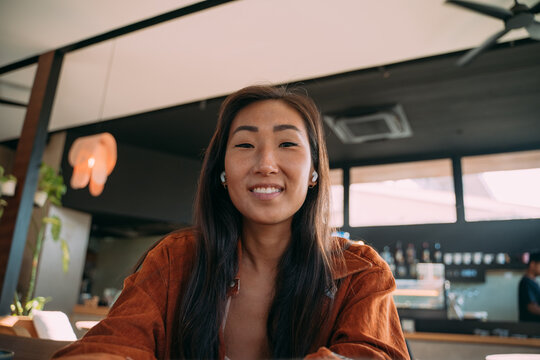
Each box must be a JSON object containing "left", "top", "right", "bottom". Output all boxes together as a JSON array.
[{"left": 323, "top": 104, "right": 412, "bottom": 144}]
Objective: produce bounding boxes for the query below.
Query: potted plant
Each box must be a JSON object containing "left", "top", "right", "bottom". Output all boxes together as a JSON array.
[
  {"left": 0, "top": 165, "right": 17, "bottom": 196},
  {"left": 34, "top": 163, "right": 66, "bottom": 208},
  {"left": 10, "top": 163, "right": 69, "bottom": 316},
  {"left": 0, "top": 165, "right": 17, "bottom": 220}
]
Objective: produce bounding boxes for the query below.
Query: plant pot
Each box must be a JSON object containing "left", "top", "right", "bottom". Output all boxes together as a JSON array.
[
  {"left": 0, "top": 315, "right": 38, "bottom": 337},
  {"left": 1, "top": 179, "right": 17, "bottom": 196},
  {"left": 34, "top": 191, "right": 48, "bottom": 207}
]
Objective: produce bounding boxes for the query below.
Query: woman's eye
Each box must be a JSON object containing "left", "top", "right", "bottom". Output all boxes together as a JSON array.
[
  {"left": 235, "top": 143, "right": 253, "bottom": 148},
  {"left": 280, "top": 142, "right": 298, "bottom": 148}
]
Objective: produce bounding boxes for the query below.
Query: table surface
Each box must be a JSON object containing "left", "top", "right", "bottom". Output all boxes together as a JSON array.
[
  {"left": 405, "top": 332, "right": 540, "bottom": 347},
  {"left": 0, "top": 333, "right": 71, "bottom": 360}
]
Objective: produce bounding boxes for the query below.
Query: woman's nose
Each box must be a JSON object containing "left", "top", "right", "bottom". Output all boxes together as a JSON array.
[{"left": 254, "top": 147, "right": 278, "bottom": 175}]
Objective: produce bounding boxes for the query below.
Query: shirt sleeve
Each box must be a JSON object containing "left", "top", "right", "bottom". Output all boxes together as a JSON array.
[
  {"left": 305, "top": 269, "right": 410, "bottom": 360},
  {"left": 524, "top": 279, "right": 540, "bottom": 305},
  {"left": 52, "top": 244, "right": 171, "bottom": 360}
]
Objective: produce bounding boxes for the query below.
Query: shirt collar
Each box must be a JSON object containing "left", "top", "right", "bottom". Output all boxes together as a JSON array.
[
  {"left": 332, "top": 238, "right": 372, "bottom": 280},
  {"left": 227, "top": 237, "right": 372, "bottom": 297}
]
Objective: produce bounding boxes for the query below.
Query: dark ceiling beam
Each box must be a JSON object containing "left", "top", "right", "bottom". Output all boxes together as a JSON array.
[
  {"left": 0, "top": 0, "right": 236, "bottom": 76},
  {"left": 0, "top": 98, "right": 27, "bottom": 108},
  {"left": 0, "top": 50, "right": 64, "bottom": 315},
  {"left": 0, "top": 56, "right": 40, "bottom": 76}
]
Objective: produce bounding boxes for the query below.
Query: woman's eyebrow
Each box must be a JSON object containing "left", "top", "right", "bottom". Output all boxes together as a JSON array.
[
  {"left": 273, "top": 124, "right": 300, "bottom": 132},
  {"left": 232, "top": 124, "right": 300, "bottom": 134},
  {"left": 232, "top": 125, "right": 258, "bottom": 134}
]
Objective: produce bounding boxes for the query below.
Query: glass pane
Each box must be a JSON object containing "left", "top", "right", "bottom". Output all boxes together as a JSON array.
[
  {"left": 329, "top": 168, "right": 343, "bottom": 227},
  {"left": 0, "top": 64, "right": 37, "bottom": 143},
  {"left": 349, "top": 159, "right": 456, "bottom": 226},
  {"left": 462, "top": 150, "right": 540, "bottom": 221}
]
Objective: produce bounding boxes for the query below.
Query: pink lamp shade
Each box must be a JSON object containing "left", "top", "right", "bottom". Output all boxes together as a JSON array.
[{"left": 68, "top": 133, "right": 117, "bottom": 196}]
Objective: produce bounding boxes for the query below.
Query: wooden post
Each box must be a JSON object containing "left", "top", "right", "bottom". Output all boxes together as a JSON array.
[
  {"left": 452, "top": 156, "right": 465, "bottom": 223},
  {"left": 0, "top": 50, "right": 63, "bottom": 315}
]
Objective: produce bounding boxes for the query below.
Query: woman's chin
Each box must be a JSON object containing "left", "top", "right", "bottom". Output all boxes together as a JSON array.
[{"left": 243, "top": 214, "right": 293, "bottom": 228}]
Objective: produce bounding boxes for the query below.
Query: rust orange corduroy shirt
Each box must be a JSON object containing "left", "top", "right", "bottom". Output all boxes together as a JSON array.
[{"left": 53, "top": 229, "right": 409, "bottom": 360}]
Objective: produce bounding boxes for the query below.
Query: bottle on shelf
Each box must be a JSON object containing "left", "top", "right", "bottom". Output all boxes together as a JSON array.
[
  {"left": 409, "top": 260, "right": 418, "bottom": 279},
  {"left": 381, "top": 246, "right": 392, "bottom": 263},
  {"left": 406, "top": 243, "right": 417, "bottom": 278},
  {"left": 395, "top": 241, "right": 404, "bottom": 264},
  {"left": 406, "top": 243, "right": 417, "bottom": 265},
  {"left": 381, "top": 246, "right": 396, "bottom": 275},
  {"left": 422, "top": 242, "right": 431, "bottom": 263},
  {"left": 395, "top": 241, "right": 407, "bottom": 278},
  {"left": 434, "top": 242, "right": 442, "bottom": 263}
]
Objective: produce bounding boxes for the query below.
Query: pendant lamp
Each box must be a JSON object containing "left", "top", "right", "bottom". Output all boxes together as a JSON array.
[{"left": 68, "top": 132, "right": 117, "bottom": 196}]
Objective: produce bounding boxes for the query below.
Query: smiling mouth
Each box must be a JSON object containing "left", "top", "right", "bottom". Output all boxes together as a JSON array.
[{"left": 251, "top": 186, "right": 283, "bottom": 194}]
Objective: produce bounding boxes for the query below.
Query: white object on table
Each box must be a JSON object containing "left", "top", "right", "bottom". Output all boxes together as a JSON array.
[
  {"left": 32, "top": 310, "right": 77, "bottom": 341},
  {"left": 486, "top": 355, "right": 540, "bottom": 360}
]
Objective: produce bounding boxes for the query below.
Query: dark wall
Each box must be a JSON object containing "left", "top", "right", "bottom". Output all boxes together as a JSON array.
[
  {"left": 345, "top": 219, "right": 540, "bottom": 255},
  {"left": 61, "top": 132, "right": 201, "bottom": 225}
]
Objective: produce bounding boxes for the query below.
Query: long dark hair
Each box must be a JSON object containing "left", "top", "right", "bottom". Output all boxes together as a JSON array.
[{"left": 174, "top": 85, "right": 341, "bottom": 359}]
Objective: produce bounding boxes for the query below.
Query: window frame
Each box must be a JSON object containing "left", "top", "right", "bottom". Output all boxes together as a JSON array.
[{"left": 330, "top": 148, "right": 540, "bottom": 230}]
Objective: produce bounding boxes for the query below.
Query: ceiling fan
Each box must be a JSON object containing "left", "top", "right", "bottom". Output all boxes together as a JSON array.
[{"left": 447, "top": 0, "right": 540, "bottom": 66}]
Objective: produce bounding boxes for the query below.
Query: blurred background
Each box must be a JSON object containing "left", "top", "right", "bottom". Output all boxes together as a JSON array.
[{"left": 1, "top": 0, "right": 539, "bottom": 358}]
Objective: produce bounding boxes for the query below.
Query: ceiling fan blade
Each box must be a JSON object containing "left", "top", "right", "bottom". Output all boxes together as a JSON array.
[
  {"left": 446, "top": 0, "right": 512, "bottom": 20},
  {"left": 530, "top": 1, "right": 540, "bottom": 14},
  {"left": 526, "top": 20, "right": 540, "bottom": 40},
  {"left": 457, "top": 28, "right": 510, "bottom": 66}
]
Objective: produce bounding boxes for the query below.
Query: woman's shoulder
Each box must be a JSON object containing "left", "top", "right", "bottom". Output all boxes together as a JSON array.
[
  {"left": 333, "top": 237, "right": 392, "bottom": 279},
  {"left": 146, "top": 227, "right": 198, "bottom": 262},
  {"left": 159, "top": 227, "right": 198, "bottom": 247}
]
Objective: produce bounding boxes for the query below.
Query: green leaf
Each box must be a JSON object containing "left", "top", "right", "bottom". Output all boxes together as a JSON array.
[
  {"left": 43, "top": 215, "right": 62, "bottom": 241},
  {"left": 11, "top": 293, "right": 23, "bottom": 316},
  {"left": 37, "top": 163, "right": 66, "bottom": 206},
  {"left": 61, "top": 239, "right": 70, "bottom": 273},
  {"left": 23, "top": 296, "right": 52, "bottom": 316}
]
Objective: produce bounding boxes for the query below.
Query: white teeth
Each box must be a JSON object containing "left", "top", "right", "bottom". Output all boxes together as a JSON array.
[{"left": 252, "top": 187, "right": 281, "bottom": 194}]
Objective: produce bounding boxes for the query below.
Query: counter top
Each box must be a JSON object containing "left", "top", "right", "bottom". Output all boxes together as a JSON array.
[
  {"left": 72, "top": 304, "right": 109, "bottom": 316},
  {"left": 405, "top": 332, "right": 540, "bottom": 347}
]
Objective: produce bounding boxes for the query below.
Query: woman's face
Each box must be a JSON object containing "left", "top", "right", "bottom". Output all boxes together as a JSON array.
[{"left": 224, "top": 100, "right": 315, "bottom": 227}]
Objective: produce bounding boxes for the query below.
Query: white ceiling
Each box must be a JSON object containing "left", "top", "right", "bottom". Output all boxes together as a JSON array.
[{"left": 0, "top": 0, "right": 536, "bottom": 142}]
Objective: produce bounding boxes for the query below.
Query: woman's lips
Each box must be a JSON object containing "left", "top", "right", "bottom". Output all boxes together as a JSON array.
[{"left": 249, "top": 185, "right": 283, "bottom": 200}]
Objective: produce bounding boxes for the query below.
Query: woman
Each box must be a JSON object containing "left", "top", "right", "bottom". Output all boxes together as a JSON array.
[{"left": 54, "top": 85, "right": 409, "bottom": 360}]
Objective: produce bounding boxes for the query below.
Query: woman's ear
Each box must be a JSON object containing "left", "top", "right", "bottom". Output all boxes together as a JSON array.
[{"left": 309, "top": 170, "right": 318, "bottom": 188}]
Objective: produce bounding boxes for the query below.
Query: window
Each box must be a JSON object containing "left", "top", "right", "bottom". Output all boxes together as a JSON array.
[
  {"left": 329, "top": 168, "right": 343, "bottom": 227},
  {"left": 349, "top": 159, "right": 456, "bottom": 226},
  {"left": 462, "top": 150, "right": 540, "bottom": 221}
]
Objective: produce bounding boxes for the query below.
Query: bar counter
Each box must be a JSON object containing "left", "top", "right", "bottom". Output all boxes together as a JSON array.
[
  {"left": 405, "top": 331, "right": 540, "bottom": 347},
  {"left": 72, "top": 305, "right": 540, "bottom": 349}
]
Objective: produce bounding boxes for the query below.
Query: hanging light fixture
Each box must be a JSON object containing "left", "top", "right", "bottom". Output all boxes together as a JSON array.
[{"left": 68, "top": 132, "right": 117, "bottom": 196}]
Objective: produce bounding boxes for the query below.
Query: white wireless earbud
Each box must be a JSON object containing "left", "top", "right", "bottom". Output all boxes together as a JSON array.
[
  {"left": 311, "top": 171, "right": 318, "bottom": 183},
  {"left": 220, "top": 171, "right": 226, "bottom": 184}
]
